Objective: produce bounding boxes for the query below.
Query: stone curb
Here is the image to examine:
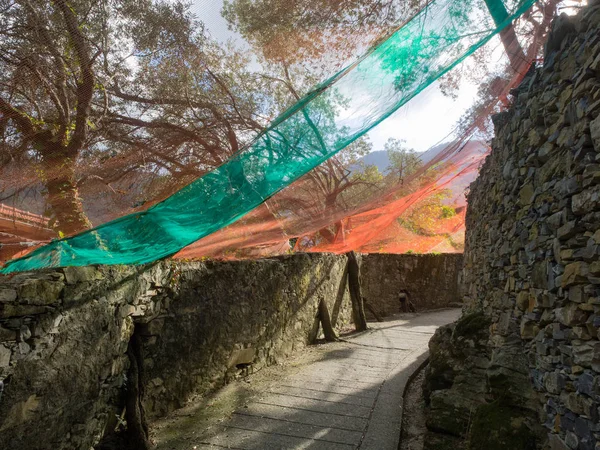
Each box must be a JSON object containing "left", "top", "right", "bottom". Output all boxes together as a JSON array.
[{"left": 361, "top": 347, "right": 430, "bottom": 450}]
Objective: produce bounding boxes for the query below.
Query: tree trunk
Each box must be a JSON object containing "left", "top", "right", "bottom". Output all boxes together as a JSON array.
[
  {"left": 40, "top": 147, "right": 91, "bottom": 236},
  {"left": 319, "top": 221, "right": 344, "bottom": 244},
  {"left": 499, "top": 25, "right": 528, "bottom": 74},
  {"left": 318, "top": 195, "right": 345, "bottom": 245},
  {"left": 365, "top": 302, "right": 384, "bottom": 322},
  {"left": 483, "top": 0, "right": 527, "bottom": 74},
  {"left": 318, "top": 299, "right": 338, "bottom": 342},
  {"left": 125, "top": 331, "right": 151, "bottom": 450},
  {"left": 333, "top": 220, "right": 345, "bottom": 243},
  {"left": 347, "top": 251, "right": 368, "bottom": 332},
  {"left": 318, "top": 227, "right": 336, "bottom": 243}
]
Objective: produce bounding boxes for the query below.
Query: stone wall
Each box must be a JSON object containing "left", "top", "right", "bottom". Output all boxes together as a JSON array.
[
  {"left": 361, "top": 254, "right": 463, "bottom": 317},
  {"left": 425, "top": 4, "right": 600, "bottom": 450},
  {"left": 0, "top": 254, "right": 352, "bottom": 450},
  {"left": 140, "top": 255, "right": 352, "bottom": 418}
]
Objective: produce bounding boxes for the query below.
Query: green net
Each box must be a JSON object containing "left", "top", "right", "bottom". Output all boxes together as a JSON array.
[{"left": 0, "top": 0, "right": 536, "bottom": 273}]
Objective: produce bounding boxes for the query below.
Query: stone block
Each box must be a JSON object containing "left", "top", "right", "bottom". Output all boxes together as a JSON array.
[
  {"left": 517, "top": 291, "right": 530, "bottom": 311},
  {"left": 0, "top": 304, "right": 47, "bottom": 319},
  {"left": 0, "top": 394, "right": 41, "bottom": 431},
  {"left": 572, "top": 342, "right": 600, "bottom": 368},
  {"left": 528, "top": 293, "right": 538, "bottom": 312},
  {"left": 228, "top": 347, "right": 256, "bottom": 368},
  {"left": 572, "top": 326, "right": 592, "bottom": 340},
  {"left": 571, "top": 365, "right": 584, "bottom": 375},
  {"left": 572, "top": 185, "right": 600, "bottom": 216},
  {"left": 140, "top": 318, "right": 165, "bottom": 336},
  {"left": 575, "top": 372, "right": 595, "bottom": 397},
  {"left": 0, "top": 288, "right": 17, "bottom": 303},
  {"left": 119, "top": 304, "right": 136, "bottom": 318},
  {"left": 539, "top": 292, "right": 557, "bottom": 308},
  {"left": 562, "top": 262, "right": 590, "bottom": 287},
  {"left": 521, "top": 319, "right": 539, "bottom": 340},
  {"left": 520, "top": 184, "right": 536, "bottom": 206},
  {"left": 545, "top": 371, "right": 566, "bottom": 394},
  {"left": 0, "top": 344, "right": 11, "bottom": 368},
  {"left": 558, "top": 221, "right": 579, "bottom": 241},
  {"left": 539, "top": 142, "right": 556, "bottom": 163},
  {"left": 63, "top": 266, "right": 103, "bottom": 285},
  {"left": 532, "top": 262, "right": 549, "bottom": 288},
  {"left": 427, "top": 390, "right": 475, "bottom": 437},
  {"left": 17, "top": 278, "right": 64, "bottom": 306},
  {"left": 565, "top": 431, "right": 579, "bottom": 449},
  {"left": 569, "top": 286, "right": 586, "bottom": 303},
  {"left": 14, "top": 342, "right": 30, "bottom": 360},
  {"left": 0, "top": 326, "right": 16, "bottom": 342},
  {"left": 591, "top": 114, "right": 600, "bottom": 152},
  {"left": 541, "top": 308, "right": 556, "bottom": 324},
  {"left": 18, "top": 325, "right": 31, "bottom": 342},
  {"left": 556, "top": 302, "right": 588, "bottom": 326},
  {"left": 573, "top": 244, "right": 599, "bottom": 261}
]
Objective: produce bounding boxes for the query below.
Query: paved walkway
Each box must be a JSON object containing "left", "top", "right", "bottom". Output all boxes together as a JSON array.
[{"left": 153, "top": 309, "right": 460, "bottom": 450}]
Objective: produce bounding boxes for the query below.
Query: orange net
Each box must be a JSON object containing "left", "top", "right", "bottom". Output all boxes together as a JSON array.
[{"left": 176, "top": 140, "right": 488, "bottom": 259}]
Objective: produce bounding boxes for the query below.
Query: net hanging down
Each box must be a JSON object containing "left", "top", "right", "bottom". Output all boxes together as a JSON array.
[{"left": 0, "top": 0, "right": 536, "bottom": 274}]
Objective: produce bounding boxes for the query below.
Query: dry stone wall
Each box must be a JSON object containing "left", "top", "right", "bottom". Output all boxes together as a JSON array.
[
  {"left": 360, "top": 253, "right": 463, "bottom": 316},
  {"left": 425, "top": 4, "right": 600, "bottom": 450},
  {"left": 0, "top": 254, "right": 352, "bottom": 450},
  {"left": 140, "top": 255, "right": 353, "bottom": 419}
]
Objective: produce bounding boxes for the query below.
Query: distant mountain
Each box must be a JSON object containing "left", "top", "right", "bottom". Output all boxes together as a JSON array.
[
  {"left": 418, "top": 142, "right": 451, "bottom": 164},
  {"left": 354, "top": 141, "right": 484, "bottom": 174},
  {"left": 357, "top": 150, "right": 392, "bottom": 173},
  {"left": 353, "top": 142, "right": 449, "bottom": 174}
]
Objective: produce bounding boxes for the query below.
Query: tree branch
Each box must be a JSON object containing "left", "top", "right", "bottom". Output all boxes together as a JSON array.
[
  {"left": 53, "top": 0, "right": 95, "bottom": 154},
  {"left": 22, "top": 0, "right": 70, "bottom": 127},
  {"left": 0, "top": 98, "right": 36, "bottom": 137}
]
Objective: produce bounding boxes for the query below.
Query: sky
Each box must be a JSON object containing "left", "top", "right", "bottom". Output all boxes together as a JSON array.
[{"left": 187, "top": 1, "right": 490, "bottom": 153}]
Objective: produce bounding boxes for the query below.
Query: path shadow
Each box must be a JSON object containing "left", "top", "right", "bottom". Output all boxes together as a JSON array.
[{"left": 152, "top": 312, "right": 457, "bottom": 450}]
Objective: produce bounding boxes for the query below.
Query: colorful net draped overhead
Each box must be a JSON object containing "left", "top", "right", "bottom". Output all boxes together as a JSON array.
[
  {"left": 1, "top": 0, "right": 538, "bottom": 273},
  {"left": 177, "top": 139, "right": 490, "bottom": 259}
]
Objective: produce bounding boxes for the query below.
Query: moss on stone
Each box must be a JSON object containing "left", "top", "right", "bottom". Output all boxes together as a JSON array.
[
  {"left": 453, "top": 310, "right": 490, "bottom": 340},
  {"left": 423, "top": 358, "right": 454, "bottom": 401},
  {"left": 467, "top": 403, "right": 537, "bottom": 450},
  {"left": 426, "top": 393, "right": 473, "bottom": 437},
  {"left": 424, "top": 432, "right": 467, "bottom": 450}
]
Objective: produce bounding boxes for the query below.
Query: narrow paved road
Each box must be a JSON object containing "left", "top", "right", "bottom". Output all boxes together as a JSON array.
[{"left": 153, "top": 309, "right": 460, "bottom": 450}]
